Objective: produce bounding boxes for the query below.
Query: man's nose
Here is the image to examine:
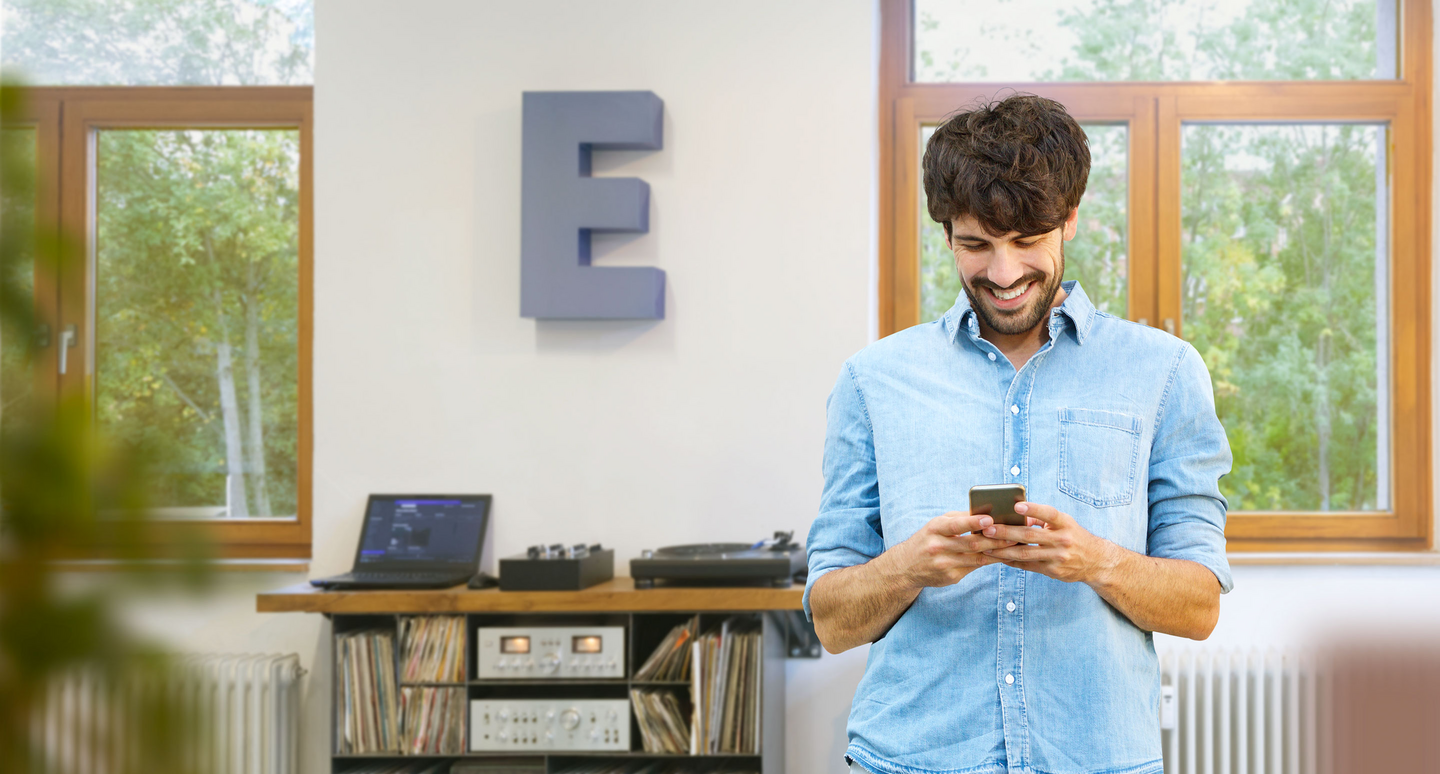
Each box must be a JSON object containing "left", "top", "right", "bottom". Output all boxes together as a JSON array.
[{"left": 988, "top": 244, "right": 1026, "bottom": 288}]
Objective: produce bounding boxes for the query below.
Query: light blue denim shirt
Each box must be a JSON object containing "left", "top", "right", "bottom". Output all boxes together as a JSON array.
[{"left": 804, "top": 282, "right": 1233, "bottom": 774}]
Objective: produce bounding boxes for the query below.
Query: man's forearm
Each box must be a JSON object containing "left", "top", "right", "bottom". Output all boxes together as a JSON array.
[
  {"left": 810, "top": 511, "right": 1007, "bottom": 653},
  {"left": 1087, "top": 546, "right": 1220, "bottom": 639},
  {"left": 809, "top": 550, "right": 922, "bottom": 654}
]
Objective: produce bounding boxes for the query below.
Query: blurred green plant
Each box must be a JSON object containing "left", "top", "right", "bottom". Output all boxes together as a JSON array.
[
  {"left": 0, "top": 82, "right": 214, "bottom": 774},
  {"left": 4, "top": 0, "right": 309, "bottom": 522}
]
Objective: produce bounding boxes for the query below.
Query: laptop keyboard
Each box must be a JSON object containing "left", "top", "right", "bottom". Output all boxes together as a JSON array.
[{"left": 347, "top": 572, "right": 459, "bottom": 581}]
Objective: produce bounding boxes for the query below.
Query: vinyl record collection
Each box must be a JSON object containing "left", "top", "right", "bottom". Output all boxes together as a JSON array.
[
  {"left": 400, "top": 616, "right": 467, "bottom": 682},
  {"left": 338, "top": 614, "right": 765, "bottom": 768},
  {"left": 401, "top": 687, "right": 466, "bottom": 754},
  {"left": 337, "top": 629, "right": 403, "bottom": 754},
  {"left": 629, "top": 688, "right": 690, "bottom": 753},
  {"left": 690, "top": 619, "right": 761, "bottom": 755},
  {"left": 633, "top": 616, "right": 697, "bottom": 681}
]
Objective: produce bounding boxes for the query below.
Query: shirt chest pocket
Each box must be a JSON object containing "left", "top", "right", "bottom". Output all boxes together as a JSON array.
[{"left": 1057, "top": 408, "right": 1143, "bottom": 508}]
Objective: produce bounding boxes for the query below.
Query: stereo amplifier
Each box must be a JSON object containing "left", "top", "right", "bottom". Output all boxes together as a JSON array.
[
  {"left": 476, "top": 626, "right": 625, "bottom": 679},
  {"left": 469, "top": 698, "right": 630, "bottom": 751}
]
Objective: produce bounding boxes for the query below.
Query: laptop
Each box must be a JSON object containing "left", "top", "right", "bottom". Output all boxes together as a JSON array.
[{"left": 310, "top": 494, "right": 492, "bottom": 590}]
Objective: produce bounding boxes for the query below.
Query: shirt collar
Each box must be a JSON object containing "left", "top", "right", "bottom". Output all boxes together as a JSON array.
[{"left": 942, "top": 280, "right": 1096, "bottom": 346}]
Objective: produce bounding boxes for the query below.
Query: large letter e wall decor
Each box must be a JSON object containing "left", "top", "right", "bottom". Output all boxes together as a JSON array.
[{"left": 521, "top": 91, "right": 665, "bottom": 319}]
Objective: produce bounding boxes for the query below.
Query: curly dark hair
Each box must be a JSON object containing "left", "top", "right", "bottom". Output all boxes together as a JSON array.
[{"left": 922, "top": 94, "right": 1090, "bottom": 239}]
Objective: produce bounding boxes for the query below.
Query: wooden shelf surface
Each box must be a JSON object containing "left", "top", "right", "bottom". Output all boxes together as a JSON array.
[{"left": 256, "top": 576, "right": 803, "bottom": 614}]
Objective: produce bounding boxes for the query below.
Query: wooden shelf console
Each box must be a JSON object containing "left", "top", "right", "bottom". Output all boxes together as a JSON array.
[
  {"left": 258, "top": 578, "right": 805, "bottom": 774},
  {"left": 257, "top": 577, "right": 804, "bottom": 615}
]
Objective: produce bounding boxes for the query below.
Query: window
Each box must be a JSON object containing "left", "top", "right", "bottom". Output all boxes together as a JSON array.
[
  {"left": 2, "top": 1, "right": 313, "bottom": 559},
  {"left": 881, "top": 0, "right": 1431, "bottom": 551}
]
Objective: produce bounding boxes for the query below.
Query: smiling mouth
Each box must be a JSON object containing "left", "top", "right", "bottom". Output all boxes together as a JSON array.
[{"left": 989, "top": 281, "right": 1032, "bottom": 302}]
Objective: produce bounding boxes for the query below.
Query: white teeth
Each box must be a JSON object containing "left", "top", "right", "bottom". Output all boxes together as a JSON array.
[{"left": 994, "top": 282, "right": 1030, "bottom": 301}]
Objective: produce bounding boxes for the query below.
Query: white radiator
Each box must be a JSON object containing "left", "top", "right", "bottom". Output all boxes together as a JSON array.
[
  {"left": 32, "top": 653, "right": 304, "bottom": 774},
  {"left": 1160, "top": 648, "right": 1324, "bottom": 774}
]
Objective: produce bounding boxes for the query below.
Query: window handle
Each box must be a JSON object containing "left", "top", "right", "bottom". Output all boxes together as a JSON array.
[{"left": 58, "top": 325, "right": 76, "bottom": 375}]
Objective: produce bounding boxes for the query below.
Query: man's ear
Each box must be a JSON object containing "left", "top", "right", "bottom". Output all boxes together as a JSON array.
[{"left": 1062, "top": 207, "right": 1079, "bottom": 241}]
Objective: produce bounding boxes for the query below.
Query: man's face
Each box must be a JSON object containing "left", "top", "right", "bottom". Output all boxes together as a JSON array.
[{"left": 950, "top": 209, "right": 1078, "bottom": 336}]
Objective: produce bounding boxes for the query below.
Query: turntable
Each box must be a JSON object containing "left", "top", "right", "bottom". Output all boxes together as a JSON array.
[{"left": 630, "top": 531, "right": 806, "bottom": 588}]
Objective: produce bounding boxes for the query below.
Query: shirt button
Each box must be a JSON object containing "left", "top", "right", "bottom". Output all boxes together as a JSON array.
[
  {"left": 1010, "top": 404, "right": 1019, "bottom": 415},
  {"left": 1010, "top": 465, "right": 1020, "bottom": 476},
  {"left": 987, "top": 352, "right": 997, "bottom": 361},
  {"left": 1005, "top": 674, "right": 1015, "bottom": 685},
  {"left": 1006, "top": 601, "right": 1016, "bottom": 612}
]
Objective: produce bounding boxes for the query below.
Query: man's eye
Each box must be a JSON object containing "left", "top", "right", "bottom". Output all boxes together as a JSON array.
[{"left": 1016, "top": 240, "right": 1037, "bottom": 248}]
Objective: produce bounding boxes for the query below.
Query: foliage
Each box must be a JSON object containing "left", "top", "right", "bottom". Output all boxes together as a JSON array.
[
  {"left": 2, "top": 3, "right": 303, "bottom": 767},
  {"left": 96, "top": 130, "right": 301, "bottom": 517},
  {"left": 1183, "top": 125, "right": 1381, "bottom": 510},
  {"left": 918, "top": 0, "right": 1385, "bottom": 511},
  {"left": 1, "top": 0, "right": 313, "bottom": 86},
  {"left": 0, "top": 82, "right": 214, "bottom": 774},
  {"left": 917, "top": 0, "right": 1382, "bottom": 83},
  {"left": 4, "top": 0, "right": 308, "bottom": 518}
]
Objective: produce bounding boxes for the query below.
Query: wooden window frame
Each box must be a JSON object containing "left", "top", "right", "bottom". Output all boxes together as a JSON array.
[
  {"left": 879, "top": 0, "right": 1433, "bottom": 552},
  {"left": 7, "top": 86, "right": 313, "bottom": 560}
]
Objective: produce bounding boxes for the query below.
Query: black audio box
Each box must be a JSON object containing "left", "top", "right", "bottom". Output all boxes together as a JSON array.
[{"left": 498, "top": 546, "right": 614, "bottom": 591}]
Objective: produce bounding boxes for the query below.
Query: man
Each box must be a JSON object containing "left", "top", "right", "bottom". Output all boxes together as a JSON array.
[{"left": 804, "top": 95, "right": 1232, "bottom": 774}]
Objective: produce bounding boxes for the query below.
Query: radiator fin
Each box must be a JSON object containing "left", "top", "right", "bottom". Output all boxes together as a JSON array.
[
  {"left": 31, "top": 653, "right": 303, "bottom": 774},
  {"left": 1162, "top": 648, "right": 1322, "bottom": 774}
]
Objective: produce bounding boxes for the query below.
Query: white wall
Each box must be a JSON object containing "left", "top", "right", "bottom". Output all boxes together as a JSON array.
[
  {"left": 314, "top": 0, "right": 877, "bottom": 771},
  {"left": 114, "top": 3, "right": 1440, "bottom": 774}
]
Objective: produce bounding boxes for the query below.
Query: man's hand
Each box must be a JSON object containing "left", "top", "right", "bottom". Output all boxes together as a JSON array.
[
  {"left": 808, "top": 510, "right": 1015, "bottom": 653},
  {"left": 890, "top": 510, "right": 1017, "bottom": 588},
  {"left": 980, "top": 501, "right": 1221, "bottom": 639},
  {"left": 980, "top": 501, "right": 1120, "bottom": 584}
]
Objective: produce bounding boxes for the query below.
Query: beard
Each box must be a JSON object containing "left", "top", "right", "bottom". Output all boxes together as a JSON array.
[{"left": 962, "top": 243, "right": 1065, "bottom": 336}]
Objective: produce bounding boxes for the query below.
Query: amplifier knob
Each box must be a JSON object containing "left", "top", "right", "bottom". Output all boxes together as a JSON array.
[
  {"left": 589, "top": 728, "right": 601, "bottom": 741},
  {"left": 498, "top": 730, "right": 509, "bottom": 743},
  {"left": 544, "top": 730, "right": 554, "bottom": 743},
  {"left": 560, "top": 708, "right": 580, "bottom": 730},
  {"left": 498, "top": 709, "right": 511, "bottom": 722},
  {"left": 541, "top": 653, "right": 562, "bottom": 673}
]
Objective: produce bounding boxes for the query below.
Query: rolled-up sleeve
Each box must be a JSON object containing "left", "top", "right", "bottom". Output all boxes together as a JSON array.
[
  {"left": 803, "top": 361, "right": 886, "bottom": 621},
  {"left": 1146, "top": 342, "right": 1234, "bottom": 593}
]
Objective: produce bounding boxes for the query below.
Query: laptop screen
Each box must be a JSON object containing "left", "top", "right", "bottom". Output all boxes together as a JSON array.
[{"left": 354, "top": 495, "right": 491, "bottom": 569}]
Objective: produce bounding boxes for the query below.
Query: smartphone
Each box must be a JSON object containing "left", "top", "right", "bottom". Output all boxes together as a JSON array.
[{"left": 969, "top": 484, "right": 1027, "bottom": 530}]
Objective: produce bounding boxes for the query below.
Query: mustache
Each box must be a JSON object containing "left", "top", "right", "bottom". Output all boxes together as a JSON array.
[{"left": 971, "top": 272, "right": 1049, "bottom": 293}]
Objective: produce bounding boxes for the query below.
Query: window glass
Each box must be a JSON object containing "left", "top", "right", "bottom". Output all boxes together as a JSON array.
[
  {"left": 920, "top": 124, "right": 1128, "bottom": 322},
  {"left": 914, "top": 0, "right": 1396, "bottom": 82},
  {"left": 1, "top": 128, "right": 36, "bottom": 427},
  {"left": 95, "top": 129, "right": 300, "bottom": 519},
  {"left": 2, "top": 0, "right": 313, "bottom": 85},
  {"left": 1181, "top": 123, "right": 1387, "bottom": 512}
]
